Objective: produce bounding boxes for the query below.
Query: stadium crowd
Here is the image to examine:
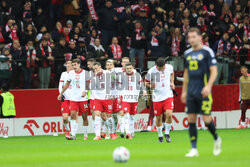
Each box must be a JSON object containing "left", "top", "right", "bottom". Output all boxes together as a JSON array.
[{"left": 0, "top": 0, "right": 249, "bottom": 89}]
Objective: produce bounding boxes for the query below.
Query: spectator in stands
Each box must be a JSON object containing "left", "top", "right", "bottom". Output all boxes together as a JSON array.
[
  {"left": 34, "top": 7, "right": 49, "bottom": 32},
  {"left": 213, "top": 32, "right": 231, "bottom": 84},
  {"left": 49, "top": 0, "right": 63, "bottom": 30},
  {"left": 168, "top": 27, "right": 186, "bottom": 71},
  {"left": 64, "top": 0, "right": 81, "bottom": 24},
  {"left": 61, "top": 27, "right": 70, "bottom": 43},
  {"left": 134, "top": 0, "right": 150, "bottom": 32},
  {"left": 129, "top": 21, "right": 146, "bottom": 72},
  {"left": 36, "top": 36, "right": 54, "bottom": 89},
  {"left": 147, "top": 24, "right": 166, "bottom": 60},
  {"left": 89, "top": 29, "right": 100, "bottom": 46},
  {"left": 9, "top": 39, "right": 27, "bottom": 89},
  {"left": 89, "top": 38, "right": 107, "bottom": 68},
  {"left": 66, "top": 39, "right": 78, "bottom": 61},
  {"left": 238, "top": 36, "right": 250, "bottom": 67},
  {"left": 66, "top": 20, "right": 73, "bottom": 32},
  {"left": 51, "top": 21, "right": 63, "bottom": 43},
  {"left": 21, "top": 23, "right": 36, "bottom": 45},
  {"left": 107, "top": 37, "right": 123, "bottom": 67},
  {"left": 54, "top": 37, "right": 69, "bottom": 87},
  {"left": 36, "top": 26, "right": 48, "bottom": 42},
  {"left": 97, "top": 0, "right": 118, "bottom": 49},
  {"left": 23, "top": 40, "right": 36, "bottom": 89},
  {"left": 0, "top": 51, "right": 12, "bottom": 87}
]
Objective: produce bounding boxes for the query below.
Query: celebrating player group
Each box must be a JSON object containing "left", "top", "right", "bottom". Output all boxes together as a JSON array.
[{"left": 57, "top": 27, "right": 222, "bottom": 157}]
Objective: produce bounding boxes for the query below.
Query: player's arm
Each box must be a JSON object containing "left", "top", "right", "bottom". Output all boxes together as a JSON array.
[
  {"left": 57, "top": 81, "right": 70, "bottom": 100},
  {"left": 201, "top": 65, "right": 218, "bottom": 98},
  {"left": 239, "top": 79, "right": 241, "bottom": 103},
  {"left": 170, "top": 72, "right": 175, "bottom": 90},
  {"left": 181, "top": 68, "right": 188, "bottom": 104},
  {"left": 58, "top": 74, "right": 64, "bottom": 94},
  {"left": 144, "top": 71, "right": 155, "bottom": 89}
]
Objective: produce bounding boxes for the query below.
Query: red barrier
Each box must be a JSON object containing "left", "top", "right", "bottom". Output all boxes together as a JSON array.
[{"left": 9, "top": 84, "right": 240, "bottom": 118}]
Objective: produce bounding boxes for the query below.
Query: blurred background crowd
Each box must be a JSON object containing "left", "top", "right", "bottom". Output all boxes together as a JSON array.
[{"left": 0, "top": 0, "right": 249, "bottom": 89}]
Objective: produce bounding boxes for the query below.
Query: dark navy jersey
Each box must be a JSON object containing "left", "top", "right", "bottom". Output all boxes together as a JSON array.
[{"left": 184, "top": 46, "right": 217, "bottom": 98}]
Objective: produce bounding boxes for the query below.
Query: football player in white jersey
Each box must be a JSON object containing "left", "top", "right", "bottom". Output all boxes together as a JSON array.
[
  {"left": 58, "top": 61, "right": 73, "bottom": 139},
  {"left": 92, "top": 62, "right": 116, "bottom": 140},
  {"left": 119, "top": 63, "right": 147, "bottom": 139},
  {"left": 58, "top": 59, "right": 90, "bottom": 140},
  {"left": 145, "top": 57, "right": 175, "bottom": 143},
  {"left": 87, "top": 58, "right": 96, "bottom": 129},
  {"left": 110, "top": 57, "right": 131, "bottom": 138}
]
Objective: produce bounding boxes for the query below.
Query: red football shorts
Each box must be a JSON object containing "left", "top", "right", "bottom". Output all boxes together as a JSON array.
[
  {"left": 61, "top": 100, "right": 70, "bottom": 114},
  {"left": 70, "top": 101, "right": 89, "bottom": 113},
  {"left": 89, "top": 99, "right": 94, "bottom": 111},
  {"left": 122, "top": 102, "right": 138, "bottom": 115},
  {"left": 153, "top": 97, "right": 174, "bottom": 116},
  {"left": 93, "top": 99, "right": 113, "bottom": 113},
  {"left": 113, "top": 98, "right": 122, "bottom": 113}
]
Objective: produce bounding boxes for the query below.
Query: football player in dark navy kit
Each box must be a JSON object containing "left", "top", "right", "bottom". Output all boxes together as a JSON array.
[{"left": 181, "top": 28, "right": 222, "bottom": 157}]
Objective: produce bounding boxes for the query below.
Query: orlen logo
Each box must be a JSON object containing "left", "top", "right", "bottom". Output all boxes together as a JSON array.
[{"left": 24, "top": 120, "right": 40, "bottom": 136}]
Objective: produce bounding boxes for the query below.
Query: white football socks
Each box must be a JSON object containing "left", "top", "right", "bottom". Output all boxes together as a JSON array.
[
  {"left": 164, "top": 123, "right": 172, "bottom": 135},
  {"left": 124, "top": 113, "right": 130, "bottom": 135},
  {"left": 111, "top": 116, "right": 116, "bottom": 134},
  {"left": 119, "top": 115, "right": 125, "bottom": 134},
  {"left": 64, "top": 122, "right": 70, "bottom": 131},
  {"left": 83, "top": 126, "right": 88, "bottom": 137},
  {"left": 129, "top": 115, "right": 135, "bottom": 135},
  {"left": 95, "top": 116, "right": 101, "bottom": 137},
  {"left": 157, "top": 126, "right": 163, "bottom": 137},
  {"left": 70, "top": 120, "right": 78, "bottom": 137}
]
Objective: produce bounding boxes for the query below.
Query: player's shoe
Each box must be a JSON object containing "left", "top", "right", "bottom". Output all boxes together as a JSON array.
[
  {"left": 164, "top": 134, "right": 171, "bottom": 143},
  {"left": 236, "top": 125, "right": 247, "bottom": 129},
  {"left": 65, "top": 131, "right": 70, "bottom": 139},
  {"left": 151, "top": 127, "right": 157, "bottom": 132},
  {"left": 213, "top": 136, "right": 222, "bottom": 156},
  {"left": 111, "top": 133, "right": 118, "bottom": 140},
  {"left": 120, "top": 133, "right": 125, "bottom": 138},
  {"left": 158, "top": 137, "right": 163, "bottom": 143},
  {"left": 67, "top": 135, "right": 76, "bottom": 140},
  {"left": 84, "top": 136, "right": 88, "bottom": 140},
  {"left": 126, "top": 134, "right": 132, "bottom": 139},
  {"left": 114, "top": 133, "right": 118, "bottom": 138},
  {"left": 93, "top": 136, "right": 102, "bottom": 140},
  {"left": 185, "top": 148, "right": 199, "bottom": 157},
  {"left": 101, "top": 132, "right": 106, "bottom": 138}
]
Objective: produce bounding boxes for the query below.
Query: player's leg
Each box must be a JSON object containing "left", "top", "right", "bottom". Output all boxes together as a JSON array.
[
  {"left": 237, "top": 100, "right": 248, "bottom": 128},
  {"left": 201, "top": 97, "right": 221, "bottom": 156},
  {"left": 89, "top": 99, "right": 96, "bottom": 131},
  {"left": 153, "top": 101, "right": 164, "bottom": 142},
  {"left": 105, "top": 99, "right": 117, "bottom": 139},
  {"left": 185, "top": 99, "right": 199, "bottom": 157},
  {"left": 122, "top": 102, "right": 132, "bottom": 139},
  {"left": 112, "top": 98, "right": 118, "bottom": 137},
  {"left": 163, "top": 98, "right": 174, "bottom": 143},
  {"left": 93, "top": 99, "right": 103, "bottom": 140},
  {"left": 61, "top": 100, "right": 70, "bottom": 138},
  {"left": 129, "top": 102, "right": 138, "bottom": 138},
  {"left": 80, "top": 101, "right": 89, "bottom": 140},
  {"left": 68, "top": 101, "right": 79, "bottom": 140},
  {"left": 118, "top": 109, "right": 125, "bottom": 137},
  {"left": 101, "top": 112, "right": 108, "bottom": 138}
]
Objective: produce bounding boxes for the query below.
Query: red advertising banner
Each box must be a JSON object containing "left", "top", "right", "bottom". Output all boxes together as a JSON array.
[{"left": 9, "top": 84, "right": 240, "bottom": 118}]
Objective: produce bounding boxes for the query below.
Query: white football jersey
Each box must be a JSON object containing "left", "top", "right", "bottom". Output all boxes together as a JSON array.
[
  {"left": 91, "top": 70, "right": 112, "bottom": 100},
  {"left": 59, "top": 71, "right": 72, "bottom": 100},
  {"left": 145, "top": 64, "right": 173, "bottom": 102},
  {"left": 67, "top": 69, "right": 90, "bottom": 102},
  {"left": 119, "top": 71, "right": 144, "bottom": 102}
]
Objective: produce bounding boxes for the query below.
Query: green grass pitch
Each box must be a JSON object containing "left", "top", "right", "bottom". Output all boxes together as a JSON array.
[{"left": 0, "top": 129, "right": 249, "bottom": 167}]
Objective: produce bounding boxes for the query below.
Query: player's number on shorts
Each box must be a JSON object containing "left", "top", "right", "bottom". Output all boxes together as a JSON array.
[
  {"left": 202, "top": 101, "right": 212, "bottom": 114},
  {"left": 189, "top": 60, "right": 198, "bottom": 70}
]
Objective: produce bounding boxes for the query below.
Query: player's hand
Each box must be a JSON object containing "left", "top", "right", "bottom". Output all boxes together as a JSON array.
[
  {"left": 201, "top": 85, "right": 211, "bottom": 98},
  {"left": 151, "top": 83, "right": 156, "bottom": 88},
  {"left": 57, "top": 94, "right": 62, "bottom": 101},
  {"left": 170, "top": 83, "right": 175, "bottom": 90},
  {"left": 181, "top": 92, "right": 186, "bottom": 104},
  {"left": 82, "top": 91, "right": 87, "bottom": 97}
]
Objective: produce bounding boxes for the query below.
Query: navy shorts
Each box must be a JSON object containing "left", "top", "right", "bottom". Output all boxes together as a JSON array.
[{"left": 186, "top": 94, "right": 213, "bottom": 115}]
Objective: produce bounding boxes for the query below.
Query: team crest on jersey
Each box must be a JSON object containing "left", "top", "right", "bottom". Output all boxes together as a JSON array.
[
  {"left": 186, "top": 56, "right": 191, "bottom": 61},
  {"left": 160, "top": 73, "right": 165, "bottom": 78},
  {"left": 197, "top": 54, "right": 203, "bottom": 60},
  {"left": 75, "top": 75, "right": 80, "bottom": 80}
]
